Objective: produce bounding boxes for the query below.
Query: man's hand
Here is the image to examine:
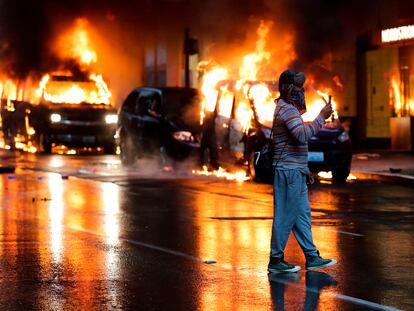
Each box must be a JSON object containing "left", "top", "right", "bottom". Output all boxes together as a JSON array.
[{"left": 320, "top": 102, "right": 334, "bottom": 120}]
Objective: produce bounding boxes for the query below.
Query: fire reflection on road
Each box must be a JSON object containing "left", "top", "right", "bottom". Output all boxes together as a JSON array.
[{"left": 48, "top": 173, "right": 64, "bottom": 263}]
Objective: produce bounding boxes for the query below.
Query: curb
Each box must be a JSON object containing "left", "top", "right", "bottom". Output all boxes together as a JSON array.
[{"left": 352, "top": 170, "right": 414, "bottom": 183}]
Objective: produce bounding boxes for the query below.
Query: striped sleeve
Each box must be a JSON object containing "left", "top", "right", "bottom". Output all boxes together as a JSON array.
[{"left": 281, "top": 106, "right": 325, "bottom": 144}]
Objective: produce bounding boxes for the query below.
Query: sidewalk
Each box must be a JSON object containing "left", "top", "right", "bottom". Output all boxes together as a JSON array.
[{"left": 351, "top": 151, "right": 414, "bottom": 181}]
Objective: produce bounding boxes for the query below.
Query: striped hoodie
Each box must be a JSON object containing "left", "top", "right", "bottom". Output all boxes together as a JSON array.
[{"left": 272, "top": 99, "right": 325, "bottom": 173}]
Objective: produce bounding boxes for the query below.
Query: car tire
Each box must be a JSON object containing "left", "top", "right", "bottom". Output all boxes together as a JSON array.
[
  {"left": 332, "top": 167, "right": 350, "bottom": 183},
  {"left": 120, "top": 135, "right": 135, "bottom": 166}
]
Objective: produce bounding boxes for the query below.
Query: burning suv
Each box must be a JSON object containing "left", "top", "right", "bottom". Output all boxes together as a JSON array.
[
  {"left": 1, "top": 72, "right": 117, "bottom": 153},
  {"left": 200, "top": 80, "right": 352, "bottom": 182},
  {"left": 117, "top": 87, "right": 201, "bottom": 166}
]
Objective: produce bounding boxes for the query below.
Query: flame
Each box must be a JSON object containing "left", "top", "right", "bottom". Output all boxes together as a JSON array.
[
  {"left": 389, "top": 74, "right": 414, "bottom": 117},
  {"left": 36, "top": 73, "right": 111, "bottom": 105},
  {"left": 239, "top": 21, "right": 272, "bottom": 80},
  {"left": 58, "top": 18, "right": 97, "bottom": 66},
  {"left": 248, "top": 83, "right": 276, "bottom": 127},
  {"left": 318, "top": 171, "right": 357, "bottom": 181},
  {"left": 192, "top": 165, "right": 250, "bottom": 182},
  {"left": 199, "top": 66, "right": 228, "bottom": 124},
  {"left": 302, "top": 90, "right": 339, "bottom": 122},
  {"left": 234, "top": 97, "right": 253, "bottom": 132}
]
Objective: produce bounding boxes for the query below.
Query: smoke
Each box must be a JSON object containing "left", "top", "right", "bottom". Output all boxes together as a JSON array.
[{"left": 0, "top": 0, "right": 376, "bottom": 97}]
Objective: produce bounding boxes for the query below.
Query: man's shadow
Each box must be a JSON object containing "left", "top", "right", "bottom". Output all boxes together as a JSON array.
[{"left": 269, "top": 271, "right": 338, "bottom": 310}]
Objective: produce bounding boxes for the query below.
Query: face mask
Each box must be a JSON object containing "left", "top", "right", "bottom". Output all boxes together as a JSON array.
[{"left": 288, "top": 87, "right": 306, "bottom": 114}]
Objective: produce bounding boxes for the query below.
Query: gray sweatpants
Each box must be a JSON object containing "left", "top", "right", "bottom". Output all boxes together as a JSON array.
[{"left": 270, "top": 169, "right": 318, "bottom": 259}]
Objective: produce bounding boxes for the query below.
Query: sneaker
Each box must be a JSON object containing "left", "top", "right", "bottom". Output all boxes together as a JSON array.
[
  {"left": 268, "top": 257, "right": 301, "bottom": 274},
  {"left": 306, "top": 251, "right": 337, "bottom": 270}
]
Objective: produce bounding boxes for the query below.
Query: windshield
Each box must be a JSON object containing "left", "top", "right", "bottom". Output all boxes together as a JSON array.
[{"left": 162, "top": 89, "right": 200, "bottom": 130}]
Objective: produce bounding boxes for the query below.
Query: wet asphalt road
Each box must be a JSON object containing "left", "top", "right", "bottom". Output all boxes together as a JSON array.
[{"left": 0, "top": 152, "right": 413, "bottom": 310}]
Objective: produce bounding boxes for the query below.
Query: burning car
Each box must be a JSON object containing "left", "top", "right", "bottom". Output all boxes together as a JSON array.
[
  {"left": 200, "top": 80, "right": 352, "bottom": 182},
  {"left": 117, "top": 87, "right": 201, "bottom": 166},
  {"left": 0, "top": 72, "right": 117, "bottom": 153}
]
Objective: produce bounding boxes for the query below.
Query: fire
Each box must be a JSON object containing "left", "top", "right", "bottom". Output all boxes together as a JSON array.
[
  {"left": 34, "top": 19, "right": 111, "bottom": 105},
  {"left": 248, "top": 83, "right": 277, "bottom": 127},
  {"left": 58, "top": 18, "right": 97, "bottom": 66},
  {"left": 198, "top": 21, "right": 275, "bottom": 130},
  {"left": 198, "top": 65, "right": 228, "bottom": 124},
  {"left": 192, "top": 165, "right": 250, "bottom": 182},
  {"left": 35, "top": 73, "right": 111, "bottom": 105},
  {"left": 198, "top": 20, "right": 341, "bottom": 134},
  {"left": 239, "top": 21, "right": 272, "bottom": 80},
  {"left": 302, "top": 90, "right": 339, "bottom": 122},
  {"left": 318, "top": 171, "right": 357, "bottom": 181},
  {"left": 389, "top": 75, "right": 413, "bottom": 117}
]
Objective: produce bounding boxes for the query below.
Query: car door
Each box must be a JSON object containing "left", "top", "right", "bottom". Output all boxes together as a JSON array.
[
  {"left": 135, "top": 90, "right": 162, "bottom": 153},
  {"left": 229, "top": 91, "right": 252, "bottom": 160},
  {"left": 214, "top": 88, "right": 234, "bottom": 152},
  {"left": 120, "top": 90, "right": 139, "bottom": 136}
]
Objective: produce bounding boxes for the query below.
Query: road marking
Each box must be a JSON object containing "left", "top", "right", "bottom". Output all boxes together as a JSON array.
[
  {"left": 68, "top": 225, "right": 399, "bottom": 311},
  {"left": 315, "top": 227, "right": 364, "bottom": 237}
]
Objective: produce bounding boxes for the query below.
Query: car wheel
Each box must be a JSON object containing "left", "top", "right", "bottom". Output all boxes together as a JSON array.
[
  {"left": 332, "top": 167, "right": 350, "bottom": 183},
  {"left": 120, "top": 135, "right": 135, "bottom": 166}
]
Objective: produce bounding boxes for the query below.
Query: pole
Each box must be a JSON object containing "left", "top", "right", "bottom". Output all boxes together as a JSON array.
[{"left": 184, "top": 28, "right": 190, "bottom": 88}]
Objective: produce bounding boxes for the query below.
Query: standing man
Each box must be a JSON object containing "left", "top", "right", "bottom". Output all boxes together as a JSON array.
[{"left": 268, "top": 70, "right": 337, "bottom": 273}]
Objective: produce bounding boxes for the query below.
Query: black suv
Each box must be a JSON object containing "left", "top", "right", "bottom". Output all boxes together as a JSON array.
[
  {"left": 117, "top": 87, "right": 201, "bottom": 166},
  {"left": 201, "top": 80, "right": 352, "bottom": 182}
]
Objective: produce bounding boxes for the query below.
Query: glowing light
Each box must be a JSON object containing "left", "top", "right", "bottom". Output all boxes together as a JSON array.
[{"left": 381, "top": 25, "right": 414, "bottom": 43}]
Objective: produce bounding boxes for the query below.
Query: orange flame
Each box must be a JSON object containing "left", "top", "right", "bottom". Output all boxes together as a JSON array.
[
  {"left": 302, "top": 90, "right": 339, "bottom": 122},
  {"left": 239, "top": 21, "right": 272, "bottom": 80},
  {"left": 389, "top": 74, "right": 414, "bottom": 117},
  {"left": 192, "top": 165, "right": 250, "bottom": 182},
  {"left": 36, "top": 73, "right": 111, "bottom": 105},
  {"left": 198, "top": 65, "right": 228, "bottom": 124},
  {"left": 58, "top": 18, "right": 97, "bottom": 66}
]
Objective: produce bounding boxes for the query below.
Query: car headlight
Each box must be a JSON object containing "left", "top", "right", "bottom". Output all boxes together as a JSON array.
[
  {"left": 50, "top": 113, "right": 61, "bottom": 123},
  {"left": 105, "top": 114, "right": 118, "bottom": 124},
  {"left": 172, "top": 131, "right": 194, "bottom": 142},
  {"left": 337, "top": 131, "right": 350, "bottom": 142}
]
